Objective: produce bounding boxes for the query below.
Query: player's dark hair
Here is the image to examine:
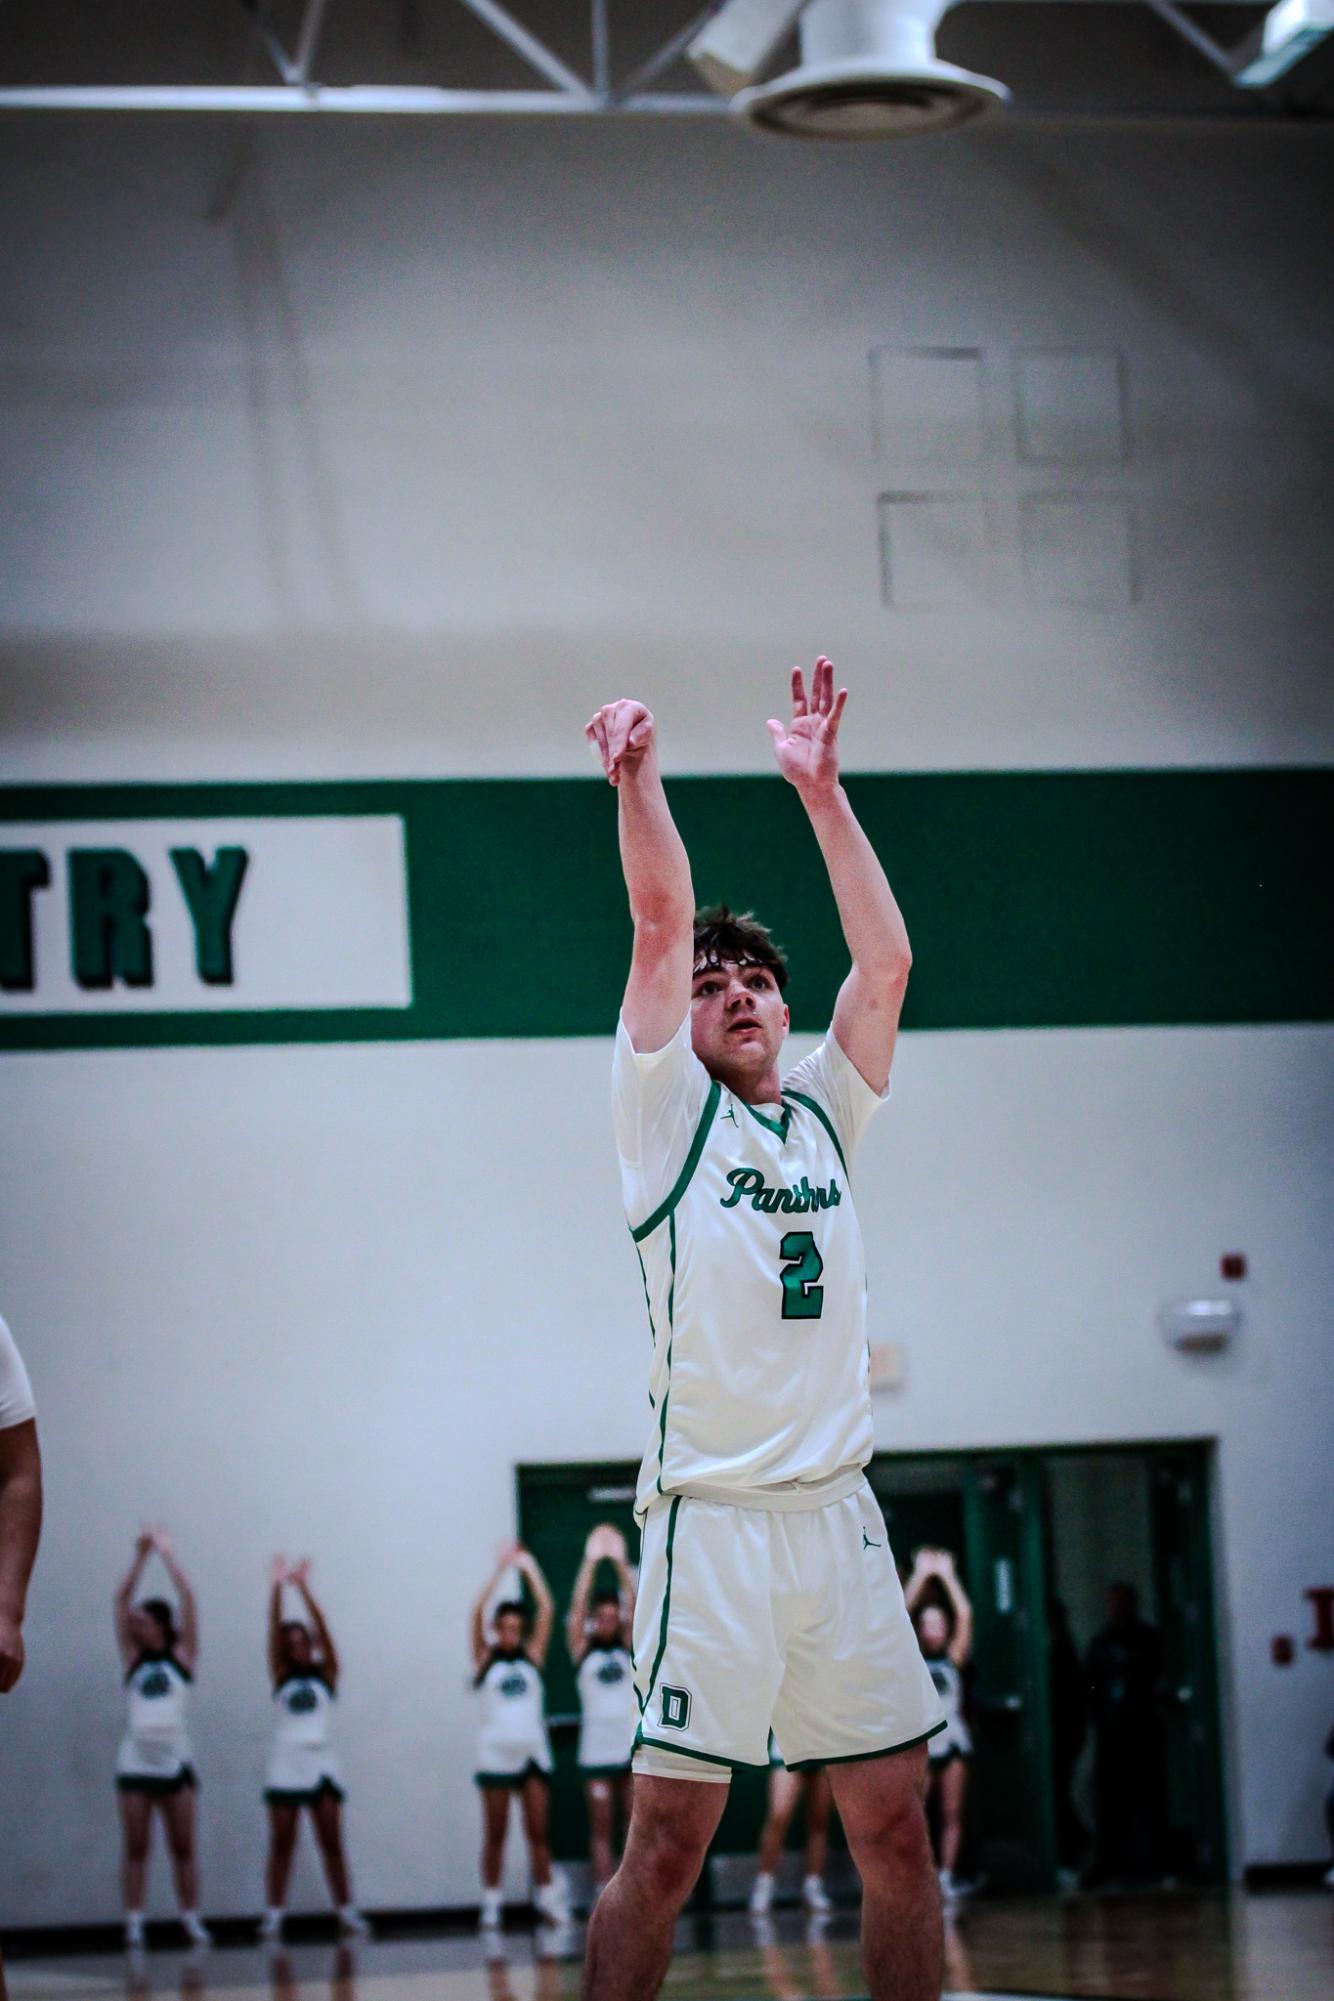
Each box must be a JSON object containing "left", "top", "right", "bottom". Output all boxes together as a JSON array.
[
  {"left": 692, "top": 905, "right": 788, "bottom": 991},
  {"left": 139, "top": 1597, "right": 177, "bottom": 1649},
  {"left": 494, "top": 1600, "right": 528, "bottom": 1626},
  {"left": 592, "top": 1590, "right": 621, "bottom": 1610}
]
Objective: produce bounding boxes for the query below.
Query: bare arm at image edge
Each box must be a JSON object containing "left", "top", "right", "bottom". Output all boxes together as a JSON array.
[{"left": 0, "top": 1317, "right": 42, "bottom": 1695}]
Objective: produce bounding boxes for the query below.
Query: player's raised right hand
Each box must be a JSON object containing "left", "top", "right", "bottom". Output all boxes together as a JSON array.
[{"left": 585, "top": 700, "right": 655, "bottom": 788}]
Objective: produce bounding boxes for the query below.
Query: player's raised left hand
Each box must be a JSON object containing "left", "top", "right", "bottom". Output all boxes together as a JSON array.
[{"left": 767, "top": 657, "right": 847, "bottom": 798}]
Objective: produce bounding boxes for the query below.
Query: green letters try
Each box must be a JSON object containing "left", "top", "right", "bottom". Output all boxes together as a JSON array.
[
  {"left": 0, "top": 850, "right": 51, "bottom": 992},
  {"left": 170, "top": 847, "right": 249, "bottom": 985},
  {"left": 69, "top": 849, "right": 153, "bottom": 989}
]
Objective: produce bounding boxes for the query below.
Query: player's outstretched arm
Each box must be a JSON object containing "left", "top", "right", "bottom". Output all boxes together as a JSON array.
[
  {"left": 768, "top": 657, "right": 911, "bottom": 1095},
  {"left": 586, "top": 699, "right": 694, "bottom": 1055}
]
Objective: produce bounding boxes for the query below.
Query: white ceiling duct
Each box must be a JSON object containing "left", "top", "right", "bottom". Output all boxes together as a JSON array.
[{"left": 727, "top": 0, "right": 1010, "bottom": 138}]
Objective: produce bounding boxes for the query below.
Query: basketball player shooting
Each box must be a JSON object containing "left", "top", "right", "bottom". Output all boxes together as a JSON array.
[{"left": 581, "top": 661, "right": 946, "bottom": 2001}]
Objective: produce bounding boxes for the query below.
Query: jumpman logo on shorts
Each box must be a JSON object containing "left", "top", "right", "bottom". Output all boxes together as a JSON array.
[{"left": 862, "top": 1529, "right": 882, "bottom": 1550}]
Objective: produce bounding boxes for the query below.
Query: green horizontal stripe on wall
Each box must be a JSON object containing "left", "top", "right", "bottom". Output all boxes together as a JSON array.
[{"left": 1, "top": 769, "right": 1329, "bottom": 1051}]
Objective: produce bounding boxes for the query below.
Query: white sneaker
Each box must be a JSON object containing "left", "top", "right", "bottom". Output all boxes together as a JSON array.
[
  {"left": 938, "top": 1868, "right": 960, "bottom": 1904},
  {"left": 802, "top": 1873, "right": 831, "bottom": 1913},
  {"left": 258, "top": 1909, "right": 284, "bottom": 1942},
  {"left": 1323, "top": 1865, "right": 1334, "bottom": 1889},
  {"left": 479, "top": 1888, "right": 504, "bottom": 1930},
  {"left": 180, "top": 1913, "right": 212, "bottom": 1948},
  {"left": 338, "top": 1906, "right": 371, "bottom": 1937},
  {"left": 124, "top": 1914, "right": 145, "bottom": 1952},
  {"left": 748, "top": 1870, "right": 775, "bottom": 1915},
  {"left": 534, "top": 1878, "right": 568, "bottom": 1924}
]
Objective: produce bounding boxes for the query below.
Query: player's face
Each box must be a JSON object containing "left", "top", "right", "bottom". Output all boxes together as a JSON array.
[
  {"left": 592, "top": 1602, "right": 621, "bottom": 1644},
  {"left": 690, "top": 959, "right": 789, "bottom": 1084}
]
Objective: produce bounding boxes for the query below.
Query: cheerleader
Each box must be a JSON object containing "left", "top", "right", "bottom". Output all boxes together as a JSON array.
[
  {"left": 114, "top": 1529, "right": 209, "bottom": 1949},
  {"left": 260, "top": 1558, "right": 369, "bottom": 1941},
  {"left": 471, "top": 1541, "right": 565, "bottom": 1929},
  {"left": 565, "top": 1524, "right": 637, "bottom": 1895},
  {"left": 907, "top": 1546, "right": 975, "bottom": 1902}
]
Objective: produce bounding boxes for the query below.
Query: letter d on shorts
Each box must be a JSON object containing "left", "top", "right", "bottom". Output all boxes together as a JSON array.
[{"left": 660, "top": 1685, "right": 691, "bottom": 1730}]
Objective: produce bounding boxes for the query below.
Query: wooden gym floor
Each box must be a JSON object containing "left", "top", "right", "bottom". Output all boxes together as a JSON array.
[{"left": 5, "top": 1892, "right": 1331, "bottom": 2001}]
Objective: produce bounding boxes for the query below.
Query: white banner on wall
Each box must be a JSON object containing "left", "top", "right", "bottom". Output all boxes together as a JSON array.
[{"left": 0, "top": 817, "right": 411, "bottom": 1013}]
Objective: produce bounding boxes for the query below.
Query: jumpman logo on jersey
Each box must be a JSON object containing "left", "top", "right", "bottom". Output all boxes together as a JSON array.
[
  {"left": 862, "top": 1529, "right": 882, "bottom": 1551},
  {"left": 720, "top": 1101, "right": 738, "bottom": 1126}
]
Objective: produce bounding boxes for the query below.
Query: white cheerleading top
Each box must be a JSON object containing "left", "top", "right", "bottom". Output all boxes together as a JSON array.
[
  {"left": 474, "top": 1650, "right": 552, "bottom": 1772},
  {"left": 272, "top": 1671, "right": 335, "bottom": 1751},
  {"left": 117, "top": 1653, "right": 193, "bottom": 1778},
  {"left": 576, "top": 1642, "right": 636, "bottom": 1769},
  {"left": 613, "top": 1015, "right": 887, "bottom": 1517},
  {"left": 925, "top": 1653, "right": 973, "bottom": 1759}
]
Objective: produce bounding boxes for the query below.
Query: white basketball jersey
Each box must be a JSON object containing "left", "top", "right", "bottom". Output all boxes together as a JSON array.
[
  {"left": 272, "top": 1672, "right": 334, "bottom": 1751},
  {"left": 613, "top": 1016, "right": 886, "bottom": 1517}
]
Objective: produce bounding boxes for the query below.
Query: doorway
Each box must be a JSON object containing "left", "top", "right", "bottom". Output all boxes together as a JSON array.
[{"left": 516, "top": 1438, "right": 1228, "bottom": 1896}]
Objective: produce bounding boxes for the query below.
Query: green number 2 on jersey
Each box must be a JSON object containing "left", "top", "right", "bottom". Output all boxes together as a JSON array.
[{"left": 779, "top": 1231, "right": 824, "bottom": 1320}]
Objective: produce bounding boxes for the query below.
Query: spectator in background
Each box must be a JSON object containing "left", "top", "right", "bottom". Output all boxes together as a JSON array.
[
  {"left": 1085, "top": 1582, "right": 1164, "bottom": 1885},
  {"left": 1, "top": 1312, "right": 43, "bottom": 2001},
  {"left": 1046, "top": 1597, "right": 1089, "bottom": 1883}
]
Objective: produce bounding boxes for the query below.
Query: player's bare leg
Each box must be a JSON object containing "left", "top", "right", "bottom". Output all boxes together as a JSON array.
[
  {"left": 581, "top": 1776, "right": 728, "bottom": 2001},
  {"left": 831, "top": 1745, "right": 942, "bottom": 2001}
]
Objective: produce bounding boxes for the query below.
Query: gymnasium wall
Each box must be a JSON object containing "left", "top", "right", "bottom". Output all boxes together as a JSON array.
[{"left": 1, "top": 110, "right": 1331, "bottom": 1922}]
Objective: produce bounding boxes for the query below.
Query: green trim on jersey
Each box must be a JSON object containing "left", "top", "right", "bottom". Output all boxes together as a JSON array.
[
  {"left": 639, "top": 1495, "right": 681, "bottom": 1718},
  {"left": 784, "top": 1720, "right": 947, "bottom": 1772},
  {"left": 634, "top": 1243, "right": 658, "bottom": 1410},
  {"left": 741, "top": 1097, "right": 791, "bottom": 1142},
  {"left": 630, "top": 1078, "right": 721, "bottom": 1243},
  {"left": 785, "top": 1089, "right": 848, "bottom": 1178},
  {"left": 653, "top": 1216, "right": 677, "bottom": 1493}
]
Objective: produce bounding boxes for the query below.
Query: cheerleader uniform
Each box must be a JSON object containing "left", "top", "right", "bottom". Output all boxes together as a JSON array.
[
  {"left": 265, "top": 1670, "right": 345, "bottom": 1805},
  {"left": 576, "top": 1642, "right": 636, "bottom": 1778},
  {"left": 116, "top": 1652, "right": 196, "bottom": 1796},
  {"left": 474, "top": 1648, "right": 552, "bottom": 1788},
  {"left": 925, "top": 1653, "right": 973, "bottom": 1767}
]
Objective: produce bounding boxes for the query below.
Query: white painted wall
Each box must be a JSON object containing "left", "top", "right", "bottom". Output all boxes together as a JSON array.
[{"left": 1, "top": 108, "right": 1332, "bottom": 1920}]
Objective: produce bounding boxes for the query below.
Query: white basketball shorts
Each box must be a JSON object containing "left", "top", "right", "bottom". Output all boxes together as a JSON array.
[{"left": 631, "top": 1481, "right": 945, "bottom": 1783}]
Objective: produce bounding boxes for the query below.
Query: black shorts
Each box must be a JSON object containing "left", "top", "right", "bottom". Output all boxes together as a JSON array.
[
  {"left": 117, "top": 1765, "right": 197, "bottom": 1799},
  {"left": 264, "top": 1777, "right": 346, "bottom": 1807},
  {"left": 474, "top": 1761, "right": 552, "bottom": 1790}
]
